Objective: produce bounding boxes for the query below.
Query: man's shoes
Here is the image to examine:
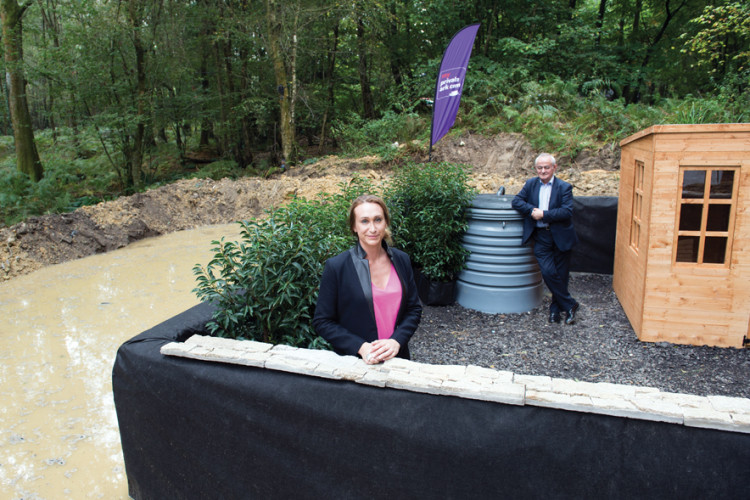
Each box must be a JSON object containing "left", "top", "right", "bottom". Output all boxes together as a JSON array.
[
  {"left": 565, "top": 303, "right": 580, "bottom": 325},
  {"left": 549, "top": 311, "right": 561, "bottom": 323}
]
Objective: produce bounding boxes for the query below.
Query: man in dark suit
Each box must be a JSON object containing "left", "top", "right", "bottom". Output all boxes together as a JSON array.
[{"left": 512, "top": 153, "right": 580, "bottom": 324}]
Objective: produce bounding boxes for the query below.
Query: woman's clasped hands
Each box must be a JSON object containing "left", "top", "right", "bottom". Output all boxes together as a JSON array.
[{"left": 360, "top": 339, "right": 400, "bottom": 364}]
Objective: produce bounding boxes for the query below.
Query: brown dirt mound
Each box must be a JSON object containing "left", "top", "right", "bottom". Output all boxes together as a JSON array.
[{"left": 0, "top": 133, "right": 620, "bottom": 281}]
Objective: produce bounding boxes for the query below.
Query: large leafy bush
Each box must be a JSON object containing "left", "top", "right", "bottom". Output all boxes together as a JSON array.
[
  {"left": 192, "top": 177, "right": 376, "bottom": 344},
  {"left": 387, "top": 161, "right": 476, "bottom": 282}
]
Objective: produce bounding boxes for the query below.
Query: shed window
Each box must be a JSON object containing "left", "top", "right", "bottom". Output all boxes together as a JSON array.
[
  {"left": 674, "top": 167, "right": 737, "bottom": 265},
  {"left": 629, "top": 160, "right": 645, "bottom": 252}
]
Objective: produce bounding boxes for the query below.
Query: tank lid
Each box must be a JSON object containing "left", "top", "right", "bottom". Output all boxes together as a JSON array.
[{"left": 470, "top": 193, "right": 515, "bottom": 209}]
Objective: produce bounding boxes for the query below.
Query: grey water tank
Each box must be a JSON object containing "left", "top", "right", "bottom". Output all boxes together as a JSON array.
[{"left": 456, "top": 193, "right": 544, "bottom": 313}]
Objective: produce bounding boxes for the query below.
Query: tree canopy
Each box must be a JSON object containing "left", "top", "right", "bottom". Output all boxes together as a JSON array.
[{"left": 0, "top": 0, "right": 747, "bottom": 190}]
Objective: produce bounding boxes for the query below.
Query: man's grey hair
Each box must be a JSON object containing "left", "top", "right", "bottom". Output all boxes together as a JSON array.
[{"left": 534, "top": 153, "right": 557, "bottom": 166}]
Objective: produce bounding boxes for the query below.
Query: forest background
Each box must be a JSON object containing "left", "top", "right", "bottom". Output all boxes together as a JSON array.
[{"left": 0, "top": 0, "right": 748, "bottom": 227}]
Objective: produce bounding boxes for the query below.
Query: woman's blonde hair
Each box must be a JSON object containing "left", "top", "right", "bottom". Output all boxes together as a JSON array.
[{"left": 348, "top": 194, "right": 393, "bottom": 245}]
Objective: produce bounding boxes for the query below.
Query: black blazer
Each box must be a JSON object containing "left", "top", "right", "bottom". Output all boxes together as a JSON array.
[
  {"left": 512, "top": 176, "right": 579, "bottom": 252},
  {"left": 313, "top": 242, "right": 422, "bottom": 359}
]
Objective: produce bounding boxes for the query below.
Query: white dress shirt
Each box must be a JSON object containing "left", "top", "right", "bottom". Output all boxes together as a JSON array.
[{"left": 537, "top": 177, "right": 554, "bottom": 227}]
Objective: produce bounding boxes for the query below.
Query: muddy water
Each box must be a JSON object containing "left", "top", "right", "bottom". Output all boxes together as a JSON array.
[{"left": 0, "top": 223, "right": 241, "bottom": 499}]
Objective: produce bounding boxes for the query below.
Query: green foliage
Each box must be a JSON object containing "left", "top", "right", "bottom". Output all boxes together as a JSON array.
[
  {"left": 681, "top": 3, "right": 750, "bottom": 77},
  {"left": 0, "top": 128, "right": 119, "bottom": 225},
  {"left": 386, "top": 161, "right": 475, "bottom": 282},
  {"left": 190, "top": 160, "right": 245, "bottom": 180},
  {"left": 192, "top": 176, "right": 377, "bottom": 344},
  {"left": 331, "top": 110, "right": 427, "bottom": 157},
  {"left": 667, "top": 94, "right": 748, "bottom": 125}
]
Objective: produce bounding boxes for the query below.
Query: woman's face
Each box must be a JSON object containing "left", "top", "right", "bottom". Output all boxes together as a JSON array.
[{"left": 352, "top": 202, "right": 386, "bottom": 250}]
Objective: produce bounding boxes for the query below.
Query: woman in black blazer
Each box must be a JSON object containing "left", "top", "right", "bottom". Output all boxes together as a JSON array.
[{"left": 313, "top": 195, "right": 422, "bottom": 363}]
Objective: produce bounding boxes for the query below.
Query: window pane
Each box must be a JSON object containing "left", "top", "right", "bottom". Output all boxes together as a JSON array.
[
  {"left": 703, "top": 237, "right": 727, "bottom": 264},
  {"left": 676, "top": 236, "right": 699, "bottom": 262},
  {"left": 706, "top": 204, "right": 730, "bottom": 231},
  {"left": 682, "top": 171, "right": 705, "bottom": 199},
  {"left": 709, "top": 170, "right": 734, "bottom": 199},
  {"left": 679, "top": 204, "right": 702, "bottom": 231}
]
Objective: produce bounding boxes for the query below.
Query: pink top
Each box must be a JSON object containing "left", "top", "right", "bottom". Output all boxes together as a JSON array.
[{"left": 372, "top": 263, "right": 403, "bottom": 340}]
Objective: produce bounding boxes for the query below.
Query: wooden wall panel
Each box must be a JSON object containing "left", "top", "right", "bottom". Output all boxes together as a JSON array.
[{"left": 613, "top": 137, "right": 653, "bottom": 336}]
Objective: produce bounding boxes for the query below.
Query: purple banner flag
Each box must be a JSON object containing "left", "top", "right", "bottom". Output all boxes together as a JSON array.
[{"left": 430, "top": 23, "right": 480, "bottom": 154}]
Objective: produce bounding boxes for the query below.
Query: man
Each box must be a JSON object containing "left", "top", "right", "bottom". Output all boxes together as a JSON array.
[{"left": 512, "top": 153, "right": 580, "bottom": 324}]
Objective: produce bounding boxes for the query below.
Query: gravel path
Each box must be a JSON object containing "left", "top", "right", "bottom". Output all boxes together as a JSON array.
[{"left": 410, "top": 273, "right": 750, "bottom": 399}]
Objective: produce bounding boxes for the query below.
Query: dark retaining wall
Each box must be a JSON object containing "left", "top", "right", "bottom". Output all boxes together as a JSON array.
[{"left": 113, "top": 301, "right": 750, "bottom": 500}]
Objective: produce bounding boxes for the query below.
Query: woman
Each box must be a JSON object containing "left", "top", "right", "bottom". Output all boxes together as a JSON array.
[{"left": 313, "top": 194, "right": 422, "bottom": 364}]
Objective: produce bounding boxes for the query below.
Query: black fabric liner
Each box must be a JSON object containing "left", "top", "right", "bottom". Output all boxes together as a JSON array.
[
  {"left": 114, "top": 302, "right": 750, "bottom": 499},
  {"left": 571, "top": 196, "right": 618, "bottom": 275}
]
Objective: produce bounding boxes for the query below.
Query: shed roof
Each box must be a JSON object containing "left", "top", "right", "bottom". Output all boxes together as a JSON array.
[{"left": 619, "top": 123, "right": 750, "bottom": 147}]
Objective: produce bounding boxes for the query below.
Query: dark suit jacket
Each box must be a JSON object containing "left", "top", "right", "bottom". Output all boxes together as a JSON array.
[
  {"left": 511, "top": 176, "right": 579, "bottom": 252},
  {"left": 313, "top": 242, "right": 422, "bottom": 359}
]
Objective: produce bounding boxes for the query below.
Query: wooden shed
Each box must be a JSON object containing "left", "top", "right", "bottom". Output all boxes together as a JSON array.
[{"left": 613, "top": 123, "right": 750, "bottom": 348}]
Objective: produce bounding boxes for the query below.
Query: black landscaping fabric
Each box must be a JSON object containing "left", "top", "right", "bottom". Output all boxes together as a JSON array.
[
  {"left": 113, "top": 302, "right": 750, "bottom": 499},
  {"left": 571, "top": 196, "right": 618, "bottom": 274}
]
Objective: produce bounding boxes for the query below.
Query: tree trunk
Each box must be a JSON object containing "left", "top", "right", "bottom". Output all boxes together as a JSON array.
[
  {"left": 631, "top": 0, "right": 642, "bottom": 41},
  {"left": 596, "top": 0, "right": 607, "bottom": 45},
  {"left": 127, "top": 0, "right": 146, "bottom": 189},
  {"left": 1, "top": 0, "right": 43, "bottom": 182},
  {"left": 357, "top": 17, "right": 375, "bottom": 119},
  {"left": 199, "top": 45, "right": 213, "bottom": 148},
  {"left": 320, "top": 19, "right": 339, "bottom": 148},
  {"left": 39, "top": 1, "right": 60, "bottom": 138},
  {"left": 266, "top": 0, "right": 296, "bottom": 164}
]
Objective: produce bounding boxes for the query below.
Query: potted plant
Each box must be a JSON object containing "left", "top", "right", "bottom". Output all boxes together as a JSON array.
[{"left": 386, "top": 161, "right": 476, "bottom": 305}]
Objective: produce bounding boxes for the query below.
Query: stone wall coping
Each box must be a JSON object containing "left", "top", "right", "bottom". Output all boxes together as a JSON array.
[{"left": 161, "top": 335, "right": 750, "bottom": 434}]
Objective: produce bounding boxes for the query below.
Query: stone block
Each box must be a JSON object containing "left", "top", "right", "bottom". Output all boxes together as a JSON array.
[
  {"left": 240, "top": 340, "right": 274, "bottom": 353},
  {"left": 589, "top": 396, "right": 653, "bottom": 421},
  {"left": 265, "top": 355, "right": 320, "bottom": 377},
  {"left": 440, "top": 379, "right": 487, "bottom": 400},
  {"left": 631, "top": 395, "right": 684, "bottom": 424},
  {"left": 332, "top": 362, "right": 369, "bottom": 381},
  {"left": 729, "top": 412, "right": 750, "bottom": 434},
  {"left": 658, "top": 392, "right": 711, "bottom": 409},
  {"left": 465, "top": 365, "right": 502, "bottom": 380},
  {"left": 682, "top": 406, "right": 734, "bottom": 431},
  {"left": 234, "top": 351, "right": 269, "bottom": 368},
  {"left": 382, "top": 357, "right": 416, "bottom": 372},
  {"left": 514, "top": 374, "right": 553, "bottom": 391},
  {"left": 416, "top": 363, "right": 467, "bottom": 380},
  {"left": 160, "top": 342, "right": 185, "bottom": 356},
  {"left": 202, "top": 346, "right": 243, "bottom": 362},
  {"left": 359, "top": 371, "right": 388, "bottom": 388},
  {"left": 525, "top": 390, "right": 594, "bottom": 414},
  {"left": 479, "top": 382, "right": 525, "bottom": 405},
  {"left": 707, "top": 395, "right": 750, "bottom": 414},
  {"left": 386, "top": 371, "right": 443, "bottom": 395}
]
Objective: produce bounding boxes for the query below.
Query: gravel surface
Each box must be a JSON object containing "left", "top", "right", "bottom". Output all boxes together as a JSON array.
[{"left": 410, "top": 273, "right": 750, "bottom": 399}]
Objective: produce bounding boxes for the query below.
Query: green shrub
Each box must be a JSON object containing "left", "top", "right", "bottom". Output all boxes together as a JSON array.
[
  {"left": 332, "top": 110, "right": 427, "bottom": 157},
  {"left": 190, "top": 159, "right": 245, "bottom": 180},
  {"left": 192, "top": 176, "right": 377, "bottom": 344},
  {"left": 386, "top": 161, "right": 476, "bottom": 282}
]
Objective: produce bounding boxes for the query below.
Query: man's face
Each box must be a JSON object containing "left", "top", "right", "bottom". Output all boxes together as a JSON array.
[{"left": 535, "top": 158, "right": 557, "bottom": 183}]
